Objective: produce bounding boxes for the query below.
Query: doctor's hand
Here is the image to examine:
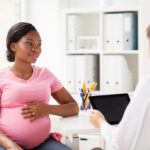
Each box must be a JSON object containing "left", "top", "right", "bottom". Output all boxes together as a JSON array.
[
  {"left": 89, "top": 109, "right": 106, "bottom": 128},
  {"left": 6, "top": 142, "right": 23, "bottom": 150},
  {"left": 7, "top": 145, "right": 23, "bottom": 150},
  {"left": 21, "top": 102, "right": 49, "bottom": 121}
]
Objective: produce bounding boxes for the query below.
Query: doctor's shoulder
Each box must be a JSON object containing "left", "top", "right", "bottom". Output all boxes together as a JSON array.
[{"left": 136, "top": 74, "right": 150, "bottom": 90}]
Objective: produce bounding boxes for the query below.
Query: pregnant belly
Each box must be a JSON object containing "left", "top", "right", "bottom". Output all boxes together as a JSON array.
[{"left": 0, "top": 107, "right": 50, "bottom": 149}]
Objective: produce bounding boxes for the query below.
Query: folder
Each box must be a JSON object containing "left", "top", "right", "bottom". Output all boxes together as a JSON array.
[
  {"left": 113, "top": 55, "right": 133, "bottom": 92},
  {"left": 75, "top": 55, "right": 86, "bottom": 91},
  {"left": 101, "top": 55, "right": 114, "bottom": 92},
  {"left": 67, "top": 15, "right": 79, "bottom": 51},
  {"left": 84, "top": 55, "right": 99, "bottom": 89},
  {"left": 103, "top": 12, "right": 138, "bottom": 51},
  {"left": 103, "top": 13, "right": 113, "bottom": 50},
  {"left": 123, "top": 12, "right": 138, "bottom": 50},
  {"left": 112, "top": 13, "right": 124, "bottom": 50},
  {"left": 66, "top": 55, "right": 76, "bottom": 92}
]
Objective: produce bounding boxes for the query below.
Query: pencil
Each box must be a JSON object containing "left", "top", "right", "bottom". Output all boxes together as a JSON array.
[{"left": 84, "top": 82, "right": 97, "bottom": 109}]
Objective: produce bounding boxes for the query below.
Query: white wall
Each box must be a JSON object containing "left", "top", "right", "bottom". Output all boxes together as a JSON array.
[
  {"left": 138, "top": 0, "right": 150, "bottom": 78},
  {"left": 21, "top": 0, "right": 66, "bottom": 83},
  {"left": 0, "top": 0, "right": 20, "bottom": 68},
  {"left": 59, "top": 0, "right": 140, "bottom": 9},
  {"left": 20, "top": 0, "right": 150, "bottom": 84}
]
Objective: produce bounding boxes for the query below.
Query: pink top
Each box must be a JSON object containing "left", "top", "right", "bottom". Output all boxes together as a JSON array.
[{"left": 0, "top": 66, "right": 63, "bottom": 149}]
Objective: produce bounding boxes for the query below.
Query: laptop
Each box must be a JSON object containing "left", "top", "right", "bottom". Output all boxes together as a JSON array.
[{"left": 89, "top": 93, "right": 130, "bottom": 125}]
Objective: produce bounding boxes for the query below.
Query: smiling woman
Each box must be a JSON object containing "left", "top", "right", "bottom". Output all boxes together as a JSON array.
[{"left": 0, "top": 22, "right": 79, "bottom": 150}]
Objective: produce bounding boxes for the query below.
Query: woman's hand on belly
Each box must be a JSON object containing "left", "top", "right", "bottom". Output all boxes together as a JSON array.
[{"left": 21, "top": 102, "right": 49, "bottom": 121}]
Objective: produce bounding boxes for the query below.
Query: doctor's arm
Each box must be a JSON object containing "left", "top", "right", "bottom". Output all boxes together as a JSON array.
[
  {"left": 89, "top": 110, "right": 118, "bottom": 146},
  {"left": 89, "top": 78, "right": 149, "bottom": 150}
]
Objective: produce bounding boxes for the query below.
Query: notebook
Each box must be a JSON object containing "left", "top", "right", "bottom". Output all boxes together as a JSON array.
[{"left": 89, "top": 93, "right": 130, "bottom": 125}]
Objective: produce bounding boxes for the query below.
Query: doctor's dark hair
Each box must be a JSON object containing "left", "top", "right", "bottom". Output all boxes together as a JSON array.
[
  {"left": 147, "top": 24, "right": 150, "bottom": 38},
  {"left": 6, "top": 22, "right": 37, "bottom": 62}
]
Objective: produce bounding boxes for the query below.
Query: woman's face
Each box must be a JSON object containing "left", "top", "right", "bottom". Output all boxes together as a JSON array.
[{"left": 11, "top": 31, "right": 42, "bottom": 64}]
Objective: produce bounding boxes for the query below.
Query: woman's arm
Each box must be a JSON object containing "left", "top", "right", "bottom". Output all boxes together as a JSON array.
[
  {"left": 21, "top": 87, "right": 79, "bottom": 120},
  {"left": 50, "top": 87, "right": 79, "bottom": 116},
  {"left": 0, "top": 130, "right": 23, "bottom": 150}
]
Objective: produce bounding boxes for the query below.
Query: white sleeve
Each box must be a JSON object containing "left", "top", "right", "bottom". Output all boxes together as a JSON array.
[
  {"left": 101, "top": 122, "right": 119, "bottom": 150},
  {"left": 100, "top": 75, "right": 150, "bottom": 150}
]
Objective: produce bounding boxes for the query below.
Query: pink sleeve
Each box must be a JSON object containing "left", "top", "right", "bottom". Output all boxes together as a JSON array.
[
  {"left": 46, "top": 69, "right": 63, "bottom": 93},
  {"left": 51, "top": 77, "right": 63, "bottom": 93},
  {"left": 0, "top": 88, "right": 2, "bottom": 111},
  {"left": 0, "top": 87, "right": 1, "bottom": 98}
]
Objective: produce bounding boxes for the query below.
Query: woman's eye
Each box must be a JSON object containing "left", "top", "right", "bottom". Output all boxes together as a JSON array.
[
  {"left": 38, "top": 43, "right": 41, "bottom": 48},
  {"left": 26, "top": 41, "right": 32, "bottom": 46}
]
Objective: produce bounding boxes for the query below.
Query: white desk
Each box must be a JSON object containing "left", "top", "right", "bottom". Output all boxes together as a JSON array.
[{"left": 51, "top": 111, "right": 105, "bottom": 150}]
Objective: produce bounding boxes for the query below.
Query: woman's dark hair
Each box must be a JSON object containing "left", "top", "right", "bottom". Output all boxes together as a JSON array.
[{"left": 6, "top": 22, "right": 37, "bottom": 62}]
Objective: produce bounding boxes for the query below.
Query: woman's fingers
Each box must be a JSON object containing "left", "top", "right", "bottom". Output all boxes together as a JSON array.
[
  {"left": 22, "top": 103, "right": 37, "bottom": 114},
  {"left": 22, "top": 111, "right": 37, "bottom": 119},
  {"left": 21, "top": 104, "right": 38, "bottom": 120},
  {"left": 30, "top": 115, "right": 37, "bottom": 122},
  {"left": 21, "top": 102, "right": 48, "bottom": 120},
  {"left": 21, "top": 109, "right": 32, "bottom": 115},
  {"left": 22, "top": 113, "right": 33, "bottom": 118}
]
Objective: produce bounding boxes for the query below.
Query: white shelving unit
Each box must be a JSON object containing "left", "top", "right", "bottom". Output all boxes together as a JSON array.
[{"left": 62, "top": 7, "right": 139, "bottom": 94}]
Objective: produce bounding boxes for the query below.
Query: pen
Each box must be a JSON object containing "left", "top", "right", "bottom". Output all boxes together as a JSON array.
[
  {"left": 84, "top": 82, "right": 97, "bottom": 109},
  {"left": 82, "top": 82, "right": 87, "bottom": 95}
]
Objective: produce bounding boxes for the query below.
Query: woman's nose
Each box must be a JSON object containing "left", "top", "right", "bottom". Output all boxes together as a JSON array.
[{"left": 31, "top": 47, "right": 41, "bottom": 52}]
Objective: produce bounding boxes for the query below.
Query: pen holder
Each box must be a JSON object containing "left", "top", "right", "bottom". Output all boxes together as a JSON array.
[
  {"left": 80, "top": 91, "right": 85, "bottom": 110},
  {"left": 79, "top": 90, "right": 91, "bottom": 110}
]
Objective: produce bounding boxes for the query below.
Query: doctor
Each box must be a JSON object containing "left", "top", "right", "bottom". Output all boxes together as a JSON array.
[{"left": 89, "top": 25, "right": 150, "bottom": 150}]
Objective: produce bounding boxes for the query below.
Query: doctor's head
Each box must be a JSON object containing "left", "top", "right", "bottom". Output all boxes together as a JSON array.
[
  {"left": 147, "top": 25, "right": 150, "bottom": 54},
  {"left": 6, "top": 22, "right": 41, "bottom": 63},
  {"left": 147, "top": 25, "right": 150, "bottom": 38}
]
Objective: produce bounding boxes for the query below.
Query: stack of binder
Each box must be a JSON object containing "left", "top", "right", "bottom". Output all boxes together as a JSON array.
[
  {"left": 103, "top": 12, "right": 138, "bottom": 51},
  {"left": 101, "top": 55, "right": 133, "bottom": 93},
  {"left": 66, "top": 55, "right": 99, "bottom": 93},
  {"left": 75, "top": 55, "right": 99, "bottom": 91}
]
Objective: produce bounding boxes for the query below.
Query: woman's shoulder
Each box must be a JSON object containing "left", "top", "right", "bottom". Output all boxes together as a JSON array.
[
  {"left": 0, "top": 67, "right": 9, "bottom": 77},
  {"left": 34, "top": 65, "right": 51, "bottom": 73},
  {"left": 33, "top": 65, "right": 55, "bottom": 77}
]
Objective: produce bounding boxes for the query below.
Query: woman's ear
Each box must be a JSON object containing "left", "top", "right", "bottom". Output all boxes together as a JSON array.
[{"left": 10, "top": 42, "right": 16, "bottom": 52}]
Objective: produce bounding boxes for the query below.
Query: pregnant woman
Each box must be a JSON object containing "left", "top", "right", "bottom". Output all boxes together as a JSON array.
[{"left": 0, "top": 22, "right": 79, "bottom": 150}]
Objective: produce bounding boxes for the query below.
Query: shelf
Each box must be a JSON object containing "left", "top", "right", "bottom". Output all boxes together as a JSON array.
[
  {"left": 66, "top": 50, "right": 100, "bottom": 55},
  {"left": 102, "top": 50, "right": 138, "bottom": 55},
  {"left": 63, "top": 7, "right": 139, "bottom": 94},
  {"left": 62, "top": 7, "right": 139, "bottom": 14},
  {"left": 102, "top": 6, "right": 139, "bottom": 12},
  {"left": 62, "top": 8, "right": 100, "bottom": 14}
]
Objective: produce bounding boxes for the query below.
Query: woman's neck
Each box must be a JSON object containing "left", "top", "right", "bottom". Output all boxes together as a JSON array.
[{"left": 11, "top": 61, "right": 33, "bottom": 80}]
